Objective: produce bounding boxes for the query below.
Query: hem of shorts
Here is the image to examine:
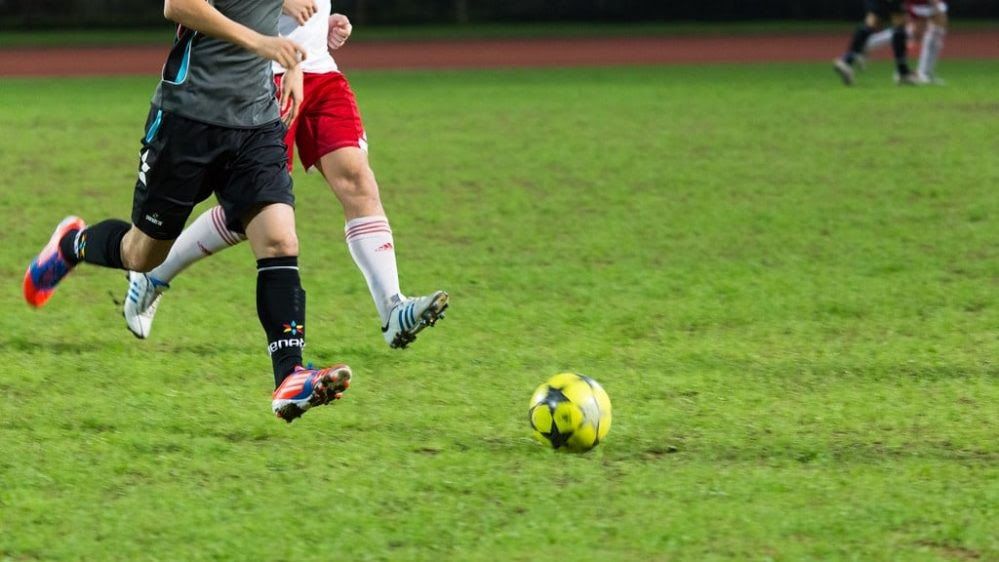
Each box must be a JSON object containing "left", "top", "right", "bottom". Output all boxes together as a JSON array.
[
  {"left": 275, "top": 69, "right": 342, "bottom": 77},
  {"left": 154, "top": 106, "right": 282, "bottom": 130},
  {"left": 302, "top": 141, "right": 364, "bottom": 172},
  {"left": 132, "top": 218, "right": 179, "bottom": 241},
  {"left": 226, "top": 198, "right": 297, "bottom": 235}
]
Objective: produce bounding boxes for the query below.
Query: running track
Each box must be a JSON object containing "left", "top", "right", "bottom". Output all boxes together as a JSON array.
[{"left": 1, "top": 31, "right": 997, "bottom": 76}]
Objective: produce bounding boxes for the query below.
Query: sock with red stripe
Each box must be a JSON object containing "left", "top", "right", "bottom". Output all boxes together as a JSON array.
[
  {"left": 257, "top": 256, "right": 306, "bottom": 387},
  {"left": 344, "top": 215, "right": 403, "bottom": 325},
  {"left": 918, "top": 24, "right": 945, "bottom": 78},
  {"left": 147, "top": 206, "right": 245, "bottom": 283}
]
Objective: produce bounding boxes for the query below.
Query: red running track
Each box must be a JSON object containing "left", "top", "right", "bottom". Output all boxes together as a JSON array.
[{"left": 1, "top": 31, "right": 997, "bottom": 77}]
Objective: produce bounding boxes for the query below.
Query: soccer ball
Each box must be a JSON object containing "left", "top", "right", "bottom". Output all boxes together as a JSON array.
[{"left": 529, "top": 373, "right": 612, "bottom": 452}]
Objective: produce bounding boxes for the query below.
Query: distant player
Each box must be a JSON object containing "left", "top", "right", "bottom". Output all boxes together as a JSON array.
[
  {"left": 122, "top": 1, "right": 449, "bottom": 350},
  {"left": 834, "top": 0, "right": 918, "bottom": 85},
  {"left": 864, "top": 0, "right": 948, "bottom": 84},
  {"left": 23, "top": 0, "right": 351, "bottom": 423}
]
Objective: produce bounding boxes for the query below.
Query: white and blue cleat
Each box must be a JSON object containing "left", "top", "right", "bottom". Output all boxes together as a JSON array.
[
  {"left": 123, "top": 271, "right": 170, "bottom": 339},
  {"left": 382, "top": 291, "right": 449, "bottom": 349}
]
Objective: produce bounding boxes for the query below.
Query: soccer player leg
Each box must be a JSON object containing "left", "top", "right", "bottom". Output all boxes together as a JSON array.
[
  {"left": 318, "top": 147, "right": 449, "bottom": 349},
  {"left": 318, "top": 147, "right": 399, "bottom": 316},
  {"left": 836, "top": 4, "right": 882, "bottom": 84},
  {"left": 305, "top": 73, "right": 448, "bottom": 348},
  {"left": 888, "top": 6, "right": 915, "bottom": 81},
  {"left": 24, "top": 107, "right": 192, "bottom": 308},
  {"left": 917, "top": 3, "right": 947, "bottom": 82},
  {"left": 244, "top": 203, "right": 351, "bottom": 422},
  {"left": 864, "top": 28, "right": 893, "bottom": 56},
  {"left": 243, "top": 202, "right": 304, "bottom": 384},
  {"left": 223, "top": 120, "right": 350, "bottom": 421},
  {"left": 858, "top": 9, "right": 883, "bottom": 54},
  {"left": 123, "top": 205, "right": 247, "bottom": 338}
]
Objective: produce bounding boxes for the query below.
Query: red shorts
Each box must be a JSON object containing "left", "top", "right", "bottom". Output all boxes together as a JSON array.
[{"left": 274, "top": 71, "right": 367, "bottom": 171}]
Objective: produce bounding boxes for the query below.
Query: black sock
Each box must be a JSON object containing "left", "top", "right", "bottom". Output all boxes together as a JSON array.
[
  {"left": 59, "top": 219, "right": 130, "bottom": 269},
  {"left": 844, "top": 24, "right": 875, "bottom": 64},
  {"left": 257, "top": 256, "right": 306, "bottom": 388},
  {"left": 891, "top": 25, "right": 911, "bottom": 75},
  {"left": 58, "top": 229, "right": 82, "bottom": 265}
]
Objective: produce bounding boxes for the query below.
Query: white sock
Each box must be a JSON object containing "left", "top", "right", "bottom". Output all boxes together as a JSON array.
[
  {"left": 866, "top": 29, "right": 893, "bottom": 52},
  {"left": 918, "top": 24, "right": 945, "bottom": 77},
  {"left": 149, "top": 206, "right": 245, "bottom": 284},
  {"left": 344, "top": 216, "right": 403, "bottom": 324}
]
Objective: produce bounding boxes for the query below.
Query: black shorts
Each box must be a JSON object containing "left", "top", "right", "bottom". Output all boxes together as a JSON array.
[
  {"left": 131, "top": 106, "right": 294, "bottom": 240},
  {"left": 864, "top": 0, "right": 905, "bottom": 19}
]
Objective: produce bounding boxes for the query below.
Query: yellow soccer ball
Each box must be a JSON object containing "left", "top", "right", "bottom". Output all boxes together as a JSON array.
[{"left": 529, "top": 373, "right": 612, "bottom": 452}]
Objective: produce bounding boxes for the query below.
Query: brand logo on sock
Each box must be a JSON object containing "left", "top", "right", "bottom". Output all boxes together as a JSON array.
[
  {"left": 197, "top": 242, "right": 213, "bottom": 257},
  {"left": 283, "top": 321, "right": 304, "bottom": 335},
  {"left": 268, "top": 338, "right": 304, "bottom": 355},
  {"left": 76, "top": 232, "right": 87, "bottom": 259},
  {"left": 375, "top": 242, "right": 394, "bottom": 252}
]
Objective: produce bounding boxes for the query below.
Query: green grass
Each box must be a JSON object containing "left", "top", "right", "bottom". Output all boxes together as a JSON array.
[
  {"left": 3, "top": 20, "right": 997, "bottom": 48},
  {"left": 1, "top": 62, "right": 997, "bottom": 561}
]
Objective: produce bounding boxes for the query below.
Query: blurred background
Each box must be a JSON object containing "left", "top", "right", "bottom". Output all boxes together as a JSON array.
[{"left": 2, "top": 0, "right": 997, "bottom": 28}]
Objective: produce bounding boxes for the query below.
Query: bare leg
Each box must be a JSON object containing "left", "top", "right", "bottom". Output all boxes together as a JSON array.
[
  {"left": 918, "top": 10, "right": 948, "bottom": 80},
  {"left": 317, "top": 147, "right": 384, "bottom": 220},
  {"left": 243, "top": 203, "right": 299, "bottom": 259},
  {"left": 120, "top": 226, "right": 174, "bottom": 272},
  {"left": 318, "top": 147, "right": 403, "bottom": 324}
]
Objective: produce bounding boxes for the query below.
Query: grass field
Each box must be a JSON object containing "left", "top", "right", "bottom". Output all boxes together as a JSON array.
[{"left": 1, "top": 62, "right": 997, "bottom": 561}]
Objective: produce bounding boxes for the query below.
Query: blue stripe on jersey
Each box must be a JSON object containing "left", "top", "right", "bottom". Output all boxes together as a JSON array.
[{"left": 162, "top": 31, "right": 196, "bottom": 85}]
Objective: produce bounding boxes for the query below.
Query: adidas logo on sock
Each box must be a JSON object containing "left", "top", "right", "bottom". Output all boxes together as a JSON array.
[{"left": 375, "top": 242, "right": 394, "bottom": 252}]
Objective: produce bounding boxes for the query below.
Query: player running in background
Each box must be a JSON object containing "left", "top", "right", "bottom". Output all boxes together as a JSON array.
[
  {"left": 864, "top": 0, "right": 948, "bottom": 84},
  {"left": 123, "top": 1, "right": 449, "bottom": 350},
  {"left": 24, "top": 0, "right": 351, "bottom": 423},
  {"left": 834, "top": 0, "right": 918, "bottom": 85}
]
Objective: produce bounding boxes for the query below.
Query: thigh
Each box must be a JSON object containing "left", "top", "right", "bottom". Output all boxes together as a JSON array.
[
  {"left": 295, "top": 72, "right": 367, "bottom": 171},
  {"left": 243, "top": 202, "right": 298, "bottom": 260},
  {"left": 214, "top": 119, "right": 295, "bottom": 233},
  {"left": 131, "top": 107, "right": 216, "bottom": 240}
]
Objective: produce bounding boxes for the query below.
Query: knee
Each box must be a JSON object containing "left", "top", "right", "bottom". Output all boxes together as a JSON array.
[
  {"left": 257, "top": 230, "right": 299, "bottom": 258},
  {"left": 329, "top": 158, "right": 376, "bottom": 200}
]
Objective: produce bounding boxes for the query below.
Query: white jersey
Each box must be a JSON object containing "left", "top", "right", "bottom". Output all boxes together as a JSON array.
[{"left": 274, "top": 0, "right": 339, "bottom": 75}]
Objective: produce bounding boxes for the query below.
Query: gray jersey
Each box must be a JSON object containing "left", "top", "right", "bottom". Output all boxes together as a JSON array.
[{"left": 152, "top": 0, "right": 281, "bottom": 128}]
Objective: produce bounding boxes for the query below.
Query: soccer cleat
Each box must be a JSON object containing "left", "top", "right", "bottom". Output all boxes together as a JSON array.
[
  {"left": 895, "top": 72, "right": 920, "bottom": 86},
  {"left": 123, "top": 271, "right": 170, "bottom": 339},
  {"left": 272, "top": 364, "right": 352, "bottom": 423},
  {"left": 23, "top": 216, "right": 87, "bottom": 308},
  {"left": 833, "top": 58, "right": 855, "bottom": 86},
  {"left": 382, "top": 291, "right": 449, "bottom": 349},
  {"left": 915, "top": 72, "right": 946, "bottom": 86}
]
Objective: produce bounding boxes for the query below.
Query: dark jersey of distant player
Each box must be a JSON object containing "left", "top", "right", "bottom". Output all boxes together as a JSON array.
[
  {"left": 865, "top": 0, "right": 906, "bottom": 18},
  {"left": 152, "top": 0, "right": 282, "bottom": 128}
]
